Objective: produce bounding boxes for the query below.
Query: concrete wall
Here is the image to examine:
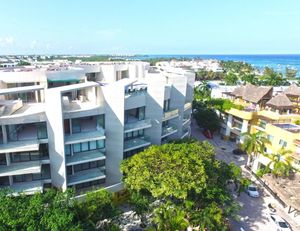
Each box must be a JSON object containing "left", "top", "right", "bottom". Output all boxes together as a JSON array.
[
  {"left": 102, "top": 82, "right": 125, "bottom": 185},
  {"left": 45, "top": 90, "right": 67, "bottom": 190}
]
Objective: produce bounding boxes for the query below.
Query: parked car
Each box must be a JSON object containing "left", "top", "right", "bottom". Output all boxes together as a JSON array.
[
  {"left": 268, "top": 213, "right": 292, "bottom": 231},
  {"left": 232, "top": 149, "right": 246, "bottom": 155},
  {"left": 246, "top": 184, "right": 260, "bottom": 197}
]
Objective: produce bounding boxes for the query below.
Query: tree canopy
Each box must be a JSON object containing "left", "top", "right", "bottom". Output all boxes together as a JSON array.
[{"left": 121, "top": 139, "right": 243, "bottom": 230}]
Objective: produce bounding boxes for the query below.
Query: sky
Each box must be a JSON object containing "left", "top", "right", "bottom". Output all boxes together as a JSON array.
[{"left": 0, "top": 0, "right": 300, "bottom": 55}]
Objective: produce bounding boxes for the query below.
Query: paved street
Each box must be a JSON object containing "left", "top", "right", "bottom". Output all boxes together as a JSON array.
[{"left": 191, "top": 121, "right": 300, "bottom": 231}]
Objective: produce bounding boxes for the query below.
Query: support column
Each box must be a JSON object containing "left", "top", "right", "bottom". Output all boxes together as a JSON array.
[
  {"left": 225, "top": 114, "right": 233, "bottom": 139},
  {"left": 239, "top": 120, "right": 249, "bottom": 143}
]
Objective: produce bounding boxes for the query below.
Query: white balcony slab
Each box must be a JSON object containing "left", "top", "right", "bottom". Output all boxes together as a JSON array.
[
  {"left": 162, "top": 109, "right": 179, "bottom": 121},
  {"left": 65, "top": 129, "right": 105, "bottom": 145},
  {"left": 124, "top": 137, "right": 151, "bottom": 152},
  {"left": 66, "top": 149, "right": 105, "bottom": 166},
  {"left": 124, "top": 119, "right": 152, "bottom": 133},
  {"left": 0, "top": 161, "right": 42, "bottom": 177},
  {"left": 67, "top": 168, "right": 105, "bottom": 186},
  {"left": 161, "top": 125, "right": 178, "bottom": 138},
  {"left": 0, "top": 140, "right": 40, "bottom": 154},
  {"left": 0, "top": 85, "right": 44, "bottom": 95},
  {"left": 1, "top": 180, "right": 44, "bottom": 195},
  {"left": 184, "top": 102, "right": 192, "bottom": 111}
]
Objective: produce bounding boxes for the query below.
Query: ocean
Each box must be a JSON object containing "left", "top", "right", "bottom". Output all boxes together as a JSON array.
[{"left": 134, "top": 54, "right": 300, "bottom": 77}]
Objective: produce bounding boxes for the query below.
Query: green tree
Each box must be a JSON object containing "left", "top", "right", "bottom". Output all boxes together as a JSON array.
[
  {"left": 241, "top": 131, "right": 270, "bottom": 166},
  {"left": 259, "top": 67, "right": 289, "bottom": 86},
  {"left": 224, "top": 71, "right": 239, "bottom": 85},
  {"left": 121, "top": 140, "right": 243, "bottom": 230},
  {"left": 0, "top": 189, "right": 82, "bottom": 231},
  {"left": 75, "top": 189, "right": 119, "bottom": 228},
  {"left": 285, "top": 67, "right": 298, "bottom": 79},
  {"left": 265, "top": 148, "right": 295, "bottom": 177},
  {"left": 194, "top": 107, "right": 221, "bottom": 132}
]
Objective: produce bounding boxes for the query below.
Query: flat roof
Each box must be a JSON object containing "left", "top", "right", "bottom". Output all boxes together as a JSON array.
[{"left": 0, "top": 85, "right": 44, "bottom": 95}]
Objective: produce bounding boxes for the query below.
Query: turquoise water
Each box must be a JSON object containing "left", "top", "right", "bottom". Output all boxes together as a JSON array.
[{"left": 134, "top": 54, "right": 300, "bottom": 77}]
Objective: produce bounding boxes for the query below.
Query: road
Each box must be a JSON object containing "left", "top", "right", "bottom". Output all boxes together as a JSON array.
[{"left": 191, "top": 122, "right": 300, "bottom": 231}]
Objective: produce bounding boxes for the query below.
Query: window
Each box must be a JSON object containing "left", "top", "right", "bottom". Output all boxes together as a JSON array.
[
  {"left": 10, "top": 149, "right": 49, "bottom": 163},
  {"left": 267, "top": 135, "right": 274, "bottom": 142},
  {"left": 65, "top": 145, "right": 71, "bottom": 156},
  {"left": 73, "top": 160, "right": 105, "bottom": 173},
  {"left": 81, "top": 142, "right": 89, "bottom": 152},
  {"left": 89, "top": 141, "right": 97, "bottom": 150},
  {"left": 279, "top": 139, "right": 287, "bottom": 148},
  {"left": 37, "top": 122, "right": 47, "bottom": 139},
  {"left": 72, "top": 118, "right": 81, "bottom": 133},
  {"left": 0, "top": 176, "right": 9, "bottom": 186},
  {"left": 97, "top": 115, "right": 105, "bottom": 129},
  {"left": 73, "top": 143, "right": 81, "bottom": 153},
  {"left": 0, "top": 155, "right": 6, "bottom": 165},
  {"left": 163, "top": 99, "right": 170, "bottom": 112},
  {"left": 124, "top": 129, "right": 144, "bottom": 141},
  {"left": 138, "top": 107, "right": 145, "bottom": 120}
]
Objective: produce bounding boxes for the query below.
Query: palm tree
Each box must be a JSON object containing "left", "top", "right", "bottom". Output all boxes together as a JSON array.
[
  {"left": 265, "top": 148, "right": 295, "bottom": 178},
  {"left": 241, "top": 131, "right": 270, "bottom": 167}
]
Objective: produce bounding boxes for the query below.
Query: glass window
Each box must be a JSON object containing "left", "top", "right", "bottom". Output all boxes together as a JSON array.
[
  {"left": 33, "top": 173, "right": 41, "bottom": 181},
  {"left": 89, "top": 141, "right": 97, "bottom": 150},
  {"left": 81, "top": 142, "right": 89, "bottom": 152},
  {"left": 31, "top": 152, "right": 40, "bottom": 161},
  {"left": 133, "top": 130, "right": 139, "bottom": 138},
  {"left": 97, "top": 140, "right": 105, "bottom": 149},
  {"left": 138, "top": 129, "right": 144, "bottom": 136},
  {"left": 20, "top": 153, "right": 30, "bottom": 162},
  {"left": 267, "top": 135, "right": 274, "bottom": 142},
  {"left": 73, "top": 143, "right": 81, "bottom": 153},
  {"left": 97, "top": 115, "right": 105, "bottom": 129},
  {"left": 279, "top": 139, "right": 287, "bottom": 147},
  {"left": 37, "top": 122, "right": 47, "bottom": 139},
  {"left": 65, "top": 145, "right": 71, "bottom": 156},
  {"left": 13, "top": 175, "right": 23, "bottom": 183},
  {"left": 0, "top": 155, "right": 6, "bottom": 165},
  {"left": 0, "top": 176, "right": 9, "bottom": 186},
  {"left": 72, "top": 118, "right": 81, "bottom": 133},
  {"left": 138, "top": 107, "right": 145, "bottom": 120},
  {"left": 90, "top": 161, "right": 97, "bottom": 168},
  {"left": 67, "top": 166, "right": 72, "bottom": 175}
]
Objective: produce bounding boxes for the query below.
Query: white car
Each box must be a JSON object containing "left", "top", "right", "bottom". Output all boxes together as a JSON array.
[
  {"left": 269, "top": 213, "right": 292, "bottom": 231},
  {"left": 247, "top": 184, "right": 260, "bottom": 197}
]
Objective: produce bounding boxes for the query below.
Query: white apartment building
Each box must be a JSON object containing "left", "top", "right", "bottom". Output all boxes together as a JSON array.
[{"left": 0, "top": 62, "right": 194, "bottom": 194}]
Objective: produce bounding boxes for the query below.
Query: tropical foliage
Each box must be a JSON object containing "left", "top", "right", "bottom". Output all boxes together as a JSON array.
[
  {"left": 0, "top": 188, "right": 120, "bottom": 231},
  {"left": 264, "top": 148, "right": 295, "bottom": 177},
  {"left": 121, "top": 139, "right": 243, "bottom": 230},
  {"left": 241, "top": 131, "right": 270, "bottom": 166}
]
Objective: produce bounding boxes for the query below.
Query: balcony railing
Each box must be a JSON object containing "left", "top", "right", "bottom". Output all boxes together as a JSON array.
[
  {"left": 66, "top": 149, "right": 106, "bottom": 166},
  {"left": 124, "top": 136, "right": 151, "bottom": 152},
  {"left": 161, "top": 125, "right": 178, "bottom": 138},
  {"left": 0, "top": 161, "right": 42, "bottom": 177},
  {"left": 67, "top": 167, "right": 106, "bottom": 186},
  {"left": 163, "top": 108, "right": 179, "bottom": 121},
  {"left": 64, "top": 128, "right": 105, "bottom": 145},
  {"left": 124, "top": 119, "right": 152, "bottom": 133},
  {"left": 184, "top": 102, "right": 192, "bottom": 111}
]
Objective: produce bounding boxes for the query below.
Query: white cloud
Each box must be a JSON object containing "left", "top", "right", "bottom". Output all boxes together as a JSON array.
[{"left": 0, "top": 36, "right": 14, "bottom": 46}]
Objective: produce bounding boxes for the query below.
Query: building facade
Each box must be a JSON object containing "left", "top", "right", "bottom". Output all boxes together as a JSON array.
[{"left": 0, "top": 62, "right": 194, "bottom": 194}]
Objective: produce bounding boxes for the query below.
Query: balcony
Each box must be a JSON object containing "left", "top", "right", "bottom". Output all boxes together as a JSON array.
[
  {"left": 162, "top": 108, "right": 179, "bottom": 121},
  {"left": 1, "top": 180, "right": 45, "bottom": 195},
  {"left": 67, "top": 168, "right": 106, "bottom": 186},
  {"left": 0, "top": 140, "right": 40, "bottom": 154},
  {"left": 184, "top": 102, "right": 192, "bottom": 111},
  {"left": 124, "top": 119, "right": 152, "bottom": 133},
  {"left": 0, "top": 161, "right": 42, "bottom": 177},
  {"left": 66, "top": 149, "right": 105, "bottom": 166},
  {"left": 65, "top": 128, "right": 105, "bottom": 145},
  {"left": 124, "top": 136, "right": 151, "bottom": 152},
  {"left": 181, "top": 128, "right": 190, "bottom": 139},
  {"left": 161, "top": 125, "right": 178, "bottom": 138},
  {"left": 227, "top": 108, "right": 256, "bottom": 120},
  {"left": 182, "top": 116, "right": 191, "bottom": 126},
  {"left": 62, "top": 98, "right": 103, "bottom": 115}
]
